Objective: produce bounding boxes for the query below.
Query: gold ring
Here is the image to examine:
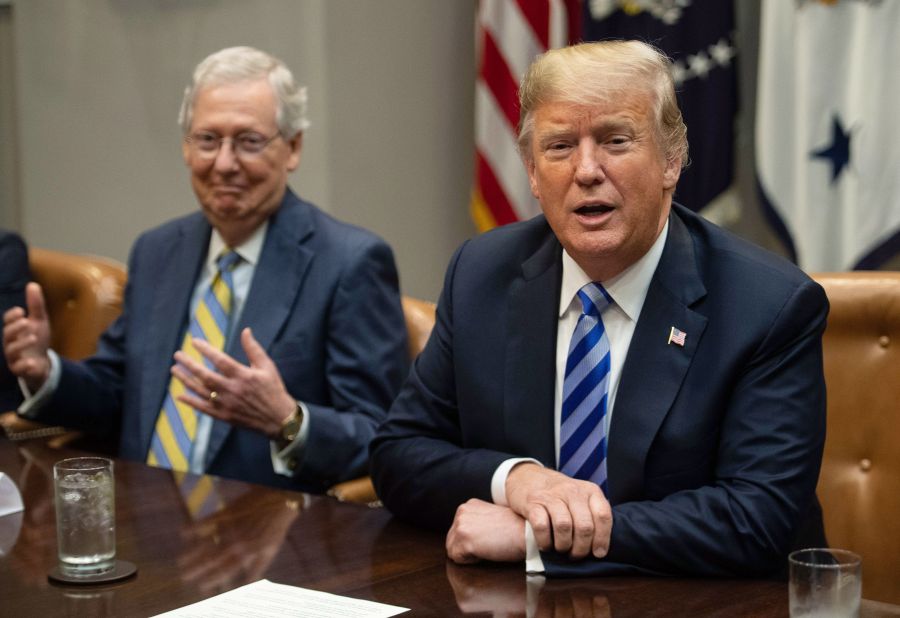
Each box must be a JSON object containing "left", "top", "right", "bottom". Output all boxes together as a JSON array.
[{"left": 209, "top": 390, "right": 218, "bottom": 402}]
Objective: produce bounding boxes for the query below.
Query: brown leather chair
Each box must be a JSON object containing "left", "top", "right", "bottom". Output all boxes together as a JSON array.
[
  {"left": 327, "top": 295, "right": 437, "bottom": 505},
  {"left": 28, "top": 247, "right": 127, "bottom": 360},
  {"left": 0, "top": 248, "right": 127, "bottom": 444},
  {"left": 813, "top": 272, "right": 900, "bottom": 605}
]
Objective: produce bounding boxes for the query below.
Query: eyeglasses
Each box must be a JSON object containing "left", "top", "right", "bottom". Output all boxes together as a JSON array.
[{"left": 185, "top": 131, "right": 282, "bottom": 159}]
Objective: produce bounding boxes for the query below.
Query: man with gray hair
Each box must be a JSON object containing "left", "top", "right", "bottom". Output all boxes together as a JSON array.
[
  {"left": 371, "top": 40, "right": 827, "bottom": 577},
  {"left": 4, "top": 46, "right": 408, "bottom": 492}
]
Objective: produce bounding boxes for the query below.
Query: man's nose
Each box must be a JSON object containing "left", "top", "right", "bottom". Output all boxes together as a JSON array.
[
  {"left": 574, "top": 143, "right": 605, "bottom": 185},
  {"left": 213, "top": 139, "right": 240, "bottom": 172}
]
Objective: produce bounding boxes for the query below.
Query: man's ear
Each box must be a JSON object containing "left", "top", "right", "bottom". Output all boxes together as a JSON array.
[
  {"left": 663, "top": 155, "right": 682, "bottom": 190},
  {"left": 526, "top": 157, "right": 540, "bottom": 200},
  {"left": 286, "top": 132, "right": 303, "bottom": 171},
  {"left": 182, "top": 138, "right": 192, "bottom": 166}
]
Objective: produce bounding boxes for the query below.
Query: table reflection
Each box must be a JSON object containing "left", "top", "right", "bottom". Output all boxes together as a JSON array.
[
  {"left": 59, "top": 587, "right": 117, "bottom": 617},
  {"left": 6, "top": 443, "right": 56, "bottom": 586},
  {"left": 447, "top": 562, "right": 613, "bottom": 618},
  {"left": 137, "top": 470, "right": 302, "bottom": 598}
]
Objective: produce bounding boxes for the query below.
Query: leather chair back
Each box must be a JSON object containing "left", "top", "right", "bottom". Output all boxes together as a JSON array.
[
  {"left": 28, "top": 247, "right": 127, "bottom": 360},
  {"left": 813, "top": 272, "right": 900, "bottom": 604},
  {"left": 401, "top": 296, "right": 437, "bottom": 359},
  {"left": 327, "top": 295, "right": 436, "bottom": 504}
]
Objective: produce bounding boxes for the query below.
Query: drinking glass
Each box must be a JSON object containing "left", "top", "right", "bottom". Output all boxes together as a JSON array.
[
  {"left": 53, "top": 457, "right": 116, "bottom": 577},
  {"left": 789, "top": 548, "right": 861, "bottom": 617}
]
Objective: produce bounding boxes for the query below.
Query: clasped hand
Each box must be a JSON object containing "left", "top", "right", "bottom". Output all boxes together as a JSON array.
[
  {"left": 445, "top": 463, "right": 612, "bottom": 565},
  {"left": 507, "top": 463, "right": 612, "bottom": 560},
  {"left": 171, "top": 327, "right": 296, "bottom": 438}
]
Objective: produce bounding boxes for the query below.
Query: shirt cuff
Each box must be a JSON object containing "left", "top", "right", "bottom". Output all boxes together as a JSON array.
[
  {"left": 524, "top": 520, "right": 546, "bottom": 573},
  {"left": 270, "top": 400, "right": 311, "bottom": 477},
  {"left": 17, "top": 349, "right": 61, "bottom": 418},
  {"left": 490, "top": 457, "right": 543, "bottom": 506}
]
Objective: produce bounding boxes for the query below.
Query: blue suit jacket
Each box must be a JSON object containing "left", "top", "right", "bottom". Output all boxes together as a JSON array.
[
  {"left": 37, "top": 189, "right": 408, "bottom": 492},
  {"left": 371, "top": 204, "right": 828, "bottom": 577},
  {"left": 1, "top": 229, "right": 30, "bottom": 411}
]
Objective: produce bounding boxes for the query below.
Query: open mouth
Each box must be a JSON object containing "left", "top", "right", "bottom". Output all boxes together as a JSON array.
[{"left": 575, "top": 203, "right": 613, "bottom": 216}]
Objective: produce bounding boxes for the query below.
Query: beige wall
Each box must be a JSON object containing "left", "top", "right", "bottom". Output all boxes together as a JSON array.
[
  {"left": 6, "top": 0, "right": 476, "bottom": 301},
  {"left": 0, "top": 3, "right": 20, "bottom": 230}
]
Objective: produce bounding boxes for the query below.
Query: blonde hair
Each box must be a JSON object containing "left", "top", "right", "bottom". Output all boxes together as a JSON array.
[{"left": 518, "top": 40, "right": 688, "bottom": 167}]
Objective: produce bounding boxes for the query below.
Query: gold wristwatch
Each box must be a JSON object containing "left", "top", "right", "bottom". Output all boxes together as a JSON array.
[{"left": 277, "top": 405, "right": 303, "bottom": 448}]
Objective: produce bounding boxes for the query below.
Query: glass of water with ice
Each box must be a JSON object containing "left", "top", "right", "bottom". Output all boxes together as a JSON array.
[{"left": 53, "top": 457, "right": 116, "bottom": 577}]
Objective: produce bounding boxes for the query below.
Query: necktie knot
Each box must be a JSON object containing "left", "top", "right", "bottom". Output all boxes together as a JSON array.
[
  {"left": 577, "top": 282, "right": 611, "bottom": 318},
  {"left": 216, "top": 250, "right": 241, "bottom": 273}
]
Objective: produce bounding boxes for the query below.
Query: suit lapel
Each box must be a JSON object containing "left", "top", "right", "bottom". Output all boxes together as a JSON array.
[
  {"left": 205, "top": 192, "right": 314, "bottom": 467},
  {"left": 504, "top": 226, "right": 562, "bottom": 467},
  {"left": 607, "top": 210, "right": 708, "bottom": 504},
  {"left": 139, "top": 216, "right": 211, "bottom": 455}
]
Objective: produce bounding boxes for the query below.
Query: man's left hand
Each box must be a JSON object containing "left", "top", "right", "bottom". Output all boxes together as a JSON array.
[
  {"left": 171, "top": 327, "right": 297, "bottom": 438},
  {"left": 506, "top": 463, "right": 612, "bottom": 560},
  {"left": 445, "top": 499, "right": 527, "bottom": 564}
]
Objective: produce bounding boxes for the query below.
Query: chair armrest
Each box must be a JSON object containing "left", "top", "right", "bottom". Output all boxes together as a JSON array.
[{"left": 326, "top": 476, "right": 381, "bottom": 507}]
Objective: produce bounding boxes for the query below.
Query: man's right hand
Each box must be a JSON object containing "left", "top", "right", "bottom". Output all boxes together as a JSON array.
[
  {"left": 506, "top": 463, "right": 612, "bottom": 560},
  {"left": 2, "top": 282, "right": 52, "bottom": 393}
]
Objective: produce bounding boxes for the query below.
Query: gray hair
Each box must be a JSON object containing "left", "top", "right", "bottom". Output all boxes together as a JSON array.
[
  {"left": 517, "top": 40, "right": 688, "bottom": 167},
  {"left": 178, "top": 46, "right": 310, "bottom": 137}
]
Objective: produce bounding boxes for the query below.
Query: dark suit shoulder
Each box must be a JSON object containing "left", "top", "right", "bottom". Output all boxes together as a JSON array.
[
  {"left": 0, "top": 229, "right": 30, "bottom": 288},
  {"left": 274, "top": 191, "right": 395, "bottom": 258},
  {"left": 673, "top": 204, "right": 818, "bottom": 294},
  {"left": 462, "top": 214, "right": 553, "bottom": 255},
  {"left": 450, "top": 215, "right": 557, "bottom": 281},
  {"left": 0, "top": 228, "right": 28, "bottom": 251},
  {"left": 131, "top": 211, "right": 208, "bottom": 249}
]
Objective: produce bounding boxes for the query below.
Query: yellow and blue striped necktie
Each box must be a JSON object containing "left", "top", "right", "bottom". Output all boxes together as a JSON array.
[{"left": 147, "top": 250, "right": 241, "bottom": 471}]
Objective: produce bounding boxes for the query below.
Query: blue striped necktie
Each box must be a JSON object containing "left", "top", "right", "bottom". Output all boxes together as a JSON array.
[
  {"left": 147, "top": 250, "right": 241, "bottom": 472},
  {"left": 560, "top": 282, "right": 612, "bottom": 494}
]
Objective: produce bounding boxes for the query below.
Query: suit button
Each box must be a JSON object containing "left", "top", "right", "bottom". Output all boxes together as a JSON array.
[
  {"left": 859, "top": 458, "right": 872, "bottom": 472},
  {"left": 878, "top": 335, "right": 890, "bottom": 348}
]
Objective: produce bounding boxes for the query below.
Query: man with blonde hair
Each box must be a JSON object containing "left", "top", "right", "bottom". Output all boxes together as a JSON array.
[
  {"left": 4, "top": 46, "right": 408, "bottom": 491},
  {"left": 372, "top": 41, "right": 827, "bottom": 577}
]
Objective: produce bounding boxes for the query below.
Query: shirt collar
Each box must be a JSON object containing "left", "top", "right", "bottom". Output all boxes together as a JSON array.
[
  {"left": 206, "top": 220, "right": 269, "bottom": 271},
  {"left": 559, "top": 219, "right": 669, "bottom": 321}
]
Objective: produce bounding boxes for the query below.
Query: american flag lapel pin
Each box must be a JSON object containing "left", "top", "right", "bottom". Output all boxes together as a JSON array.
[{"left": 668, "top": 326, "right": 686, "bottom": 347}]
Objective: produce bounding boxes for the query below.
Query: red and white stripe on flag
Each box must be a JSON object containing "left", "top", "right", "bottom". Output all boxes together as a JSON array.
[{"left": 471, "top": 0, "right": 580, "bottom": 232}]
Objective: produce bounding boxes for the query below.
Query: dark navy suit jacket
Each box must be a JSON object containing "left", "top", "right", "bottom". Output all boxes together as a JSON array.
[
  {"left": 35, "top": 189, "right": 409, "bottom": 492},
  {"left": 1, "top": 229, "right": 30, "bottom": 411},
  {"left": 371, "top": 204, "right": 828, "bottom": 577}
]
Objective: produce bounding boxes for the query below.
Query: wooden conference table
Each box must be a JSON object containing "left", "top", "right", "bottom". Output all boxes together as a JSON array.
[{"left": 1, "top": 438, "right": 897, "bottom": 617}]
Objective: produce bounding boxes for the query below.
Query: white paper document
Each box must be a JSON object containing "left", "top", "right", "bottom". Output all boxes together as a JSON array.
[{"left": 152, "top": 579, "right": 409, "bottom": 617}]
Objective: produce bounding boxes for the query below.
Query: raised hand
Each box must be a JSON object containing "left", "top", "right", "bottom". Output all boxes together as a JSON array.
[
  {"left": 170, "top": 327, "right": 297, "bottom": 438},
  {"left": 2, "top": 282, "right": 52, "bottom": 392}
]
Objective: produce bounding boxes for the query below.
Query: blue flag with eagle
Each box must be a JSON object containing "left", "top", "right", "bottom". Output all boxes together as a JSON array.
[
  {"left": 582, "top": 0, "right": 737, "bottom": 213},
  {"left": 756, "top": 0, "right": 900, "bottom": 270}
]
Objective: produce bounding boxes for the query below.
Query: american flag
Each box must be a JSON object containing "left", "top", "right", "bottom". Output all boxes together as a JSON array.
[
  {"left": 471, "top": 0, "right": 580, "bottom": 232},
  {"left": 668, "top": 326, "right": 687, "bottom": 347}
]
